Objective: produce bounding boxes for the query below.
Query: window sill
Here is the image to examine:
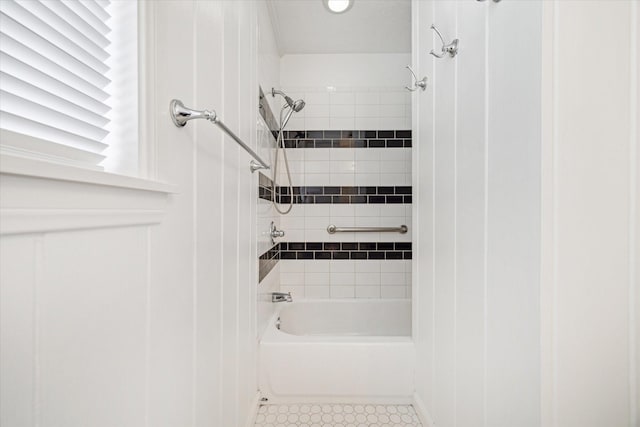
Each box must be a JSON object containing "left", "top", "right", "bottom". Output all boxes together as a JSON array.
[
  {"left": 0, "top": 154, "right": 176, "bottom": 194},
  {"left": 0, "top": 154, "right": 175, "bottom": 235}
]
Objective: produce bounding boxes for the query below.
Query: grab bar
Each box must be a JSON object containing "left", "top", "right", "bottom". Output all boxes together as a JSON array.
[
  {"left": 327, "top": 224, "right": 408, "bottom": 234},
  {"left": 169, "top": 99, "right": 270, "bottom": 173}
]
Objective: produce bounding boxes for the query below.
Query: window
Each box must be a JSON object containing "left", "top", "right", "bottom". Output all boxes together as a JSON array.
[{"left": 0, "top": 0, "right": 138, "bottom": 174}]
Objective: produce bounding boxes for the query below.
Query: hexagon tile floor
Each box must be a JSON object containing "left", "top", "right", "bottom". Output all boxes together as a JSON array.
[{"left": 253, "top": 403, "right": 423, "bottom": 427}]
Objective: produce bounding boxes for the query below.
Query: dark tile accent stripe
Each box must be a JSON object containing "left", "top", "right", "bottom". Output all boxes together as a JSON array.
[
  {"left": 258, "top": 86, "right": 279, "bottom": 137},
  {"left": 279, "top": 242, "right": 412, "bottom": 260},
  {"left": 283, "top": 130, "right": 411, "bottom": 149},
  {"left": 258, "top": 243, "right": 280, "bottom": 283},
  {"left": 259, "top": 185, "right": 413, "bottom": 204}
]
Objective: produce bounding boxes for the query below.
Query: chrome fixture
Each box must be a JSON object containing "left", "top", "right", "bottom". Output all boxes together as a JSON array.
[
  {"left": 271, "top": 292, "right": 292, "bottom": 303},
  {"left": 270, "top": 221, "right": 285, "bottom": 245},
  {"left": 327, "top": 224, "right": 409, "bottom": 234},
  {"left": 404, "top": 65, "right": 427, "bottom": 92},
  {"left": 430, "top": 24, "right": 459, "bottom": 58},
  {"left": 169, "top": 99, "right": 269, "bottom": 173},
  {"left": 270, "top": 88, "right": 306, "bottom": 215},
  {"left": 323, "top": 0, "right": 354, "bottom": 14}
]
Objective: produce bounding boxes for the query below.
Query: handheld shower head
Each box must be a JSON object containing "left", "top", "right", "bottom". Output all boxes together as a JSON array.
[{"left": 272, "top": 88, "right": 306, "bottom": 113}]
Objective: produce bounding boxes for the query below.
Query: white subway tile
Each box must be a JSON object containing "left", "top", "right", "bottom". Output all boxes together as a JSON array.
[
  {"left": 279, "top": 259, "right": 305, "bottom": 273},
  {"left": 304, "top": 148, "right": 331, "bottom": 161},
  {"left": 285, "top": 229, "right": 305, "bottom": 241},
  {"left": 280, "top": 216, "right": 305, "bottom": 230},
  {"left": 330, "top": 271, "right": 356, "bottom": 286},
  {"left": 330, "top": 161, "right": 356, "bottom": 174},
  {"left": 330, "top": 286, "right": 355, "bottom": 298},
  {"left": 304, "top": 229, "right": 326, "bottom": 241},
  {"left": 355, "top": 260, "right": 380, "bottom": 272},
  {"left": 330, "top": 117, "right": 355, "bottom": 129},
  {"left": 355, "top": 161, "right": 380, "bottom": 174},
  {"left": 306, "top": 286, "right": 330, "bottom": 299},
  {"left": 356, "top": 286, "right": 381, "bottom": 298},
  {"left": 305, "top": 272, "right": 330, "bottom": 286},
  {"left": 355, "top": 272, "right": 381, "bottom": 285},
  {"left": 330, "top": 148, "right": 355, "bottom": 161},
  {"left": 330, "top": 104, "right": 355, "bottom": 118},
  {"left": 379, "top": 205, "right": 406, "bottom": 217},
  {"left": 354, "top": 173, "right": 380, "bottom": 186},
  {"left": 379, "top": 104, "right": 405, "bottom": 117},
  {"left": 355, "top": 92, "right": 380, "bottom": 104},
  {"left": 380, "top": 161, "right": 406, "bottom": 174},
  {"left": 381, "top": 260, "right": 408, "bottom": 273},
  {"left": 380, "top": 92, "right": 406, "bottom": 105},
  {"left": 355, "top": 117, "right": 380, "bottom": 129},
  {"left": 355, "top": 104, "right": 380, "bottom": 117},
  {"left": 305, "top": 104, "right": 331, "bottom": 117},
  {"left": 305, "top": 216, "right": 330, "bottom": 229},
  {"left": 379, "top": 117, "right": 405, "bottom": 129},
  {"left": 355, "top": 149, "right": 380, "bottom": 162},
  {"left": 330, "top": 92, "right": 355, "bottom": 105},
  {"left": 381, "top": 286, "right": 406, "bottom": 298},
  {"left": 330, "top": 260, "right": 355, "bottom": 273},
  {"left": 305, "top": 161, "right": 331, "bottom": 173},
  {"left": 306, "top": 204, "right": 331, "bottom": 217},
  {"left": 305, "top": 260, "right": 331, "bottom": 272},
  {"left": 330, "top": 205, "right": 355, "bottom": 217},
  {"left": 381, "top": 272, "right": 405, "bottom": 286},
  {"left": 305, "top": 91, "right": 330, "bottom": 104},
  {"left": 305, "top": 117, "right": 331, "bottom": 129},
  {"left": 304, "top": 174, "right": 327, "bottom": 186},
  {"left": 281, "top": 272, "right": 305, "bottom": 285},
  {"left": 330, "top": 173, "right": 355, "bottom": 186}
]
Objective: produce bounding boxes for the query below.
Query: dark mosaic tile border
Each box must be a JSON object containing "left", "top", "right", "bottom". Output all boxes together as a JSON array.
[
  {"left": 283, "top": 130, "right": 411, "bottom": 149},
  {"left": 259, "top": 186, "right": 412, "bottom": 204}
]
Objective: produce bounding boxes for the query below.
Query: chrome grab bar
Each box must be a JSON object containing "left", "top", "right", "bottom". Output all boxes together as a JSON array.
[
  {"left": 169, "top": 99, "right": 270, "bottom": 173},
  {"left": 327, "top": 224, "right": 408, "bottom": 234}
]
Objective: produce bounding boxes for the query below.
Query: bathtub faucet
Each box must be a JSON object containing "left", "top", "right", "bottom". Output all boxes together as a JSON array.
[{"left": 271, "top": 292, "right": 292, "bottom": 303}]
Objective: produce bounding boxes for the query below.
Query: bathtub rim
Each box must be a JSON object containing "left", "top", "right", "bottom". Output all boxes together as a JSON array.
[{"left": 261, "top": 298, "right": 413, "bottom": 344}]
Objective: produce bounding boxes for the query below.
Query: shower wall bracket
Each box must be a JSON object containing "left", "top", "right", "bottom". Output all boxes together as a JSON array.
[{"left": 169, "top": 99, "right": 270, "bottom": 173}]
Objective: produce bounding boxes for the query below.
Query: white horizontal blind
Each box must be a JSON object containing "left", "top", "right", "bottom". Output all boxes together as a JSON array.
[{"left": 0, "top": 0, "right": 113, "bottom": 169}]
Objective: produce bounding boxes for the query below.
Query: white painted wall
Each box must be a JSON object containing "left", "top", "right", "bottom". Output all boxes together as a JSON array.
[
  {"left": 0, "top": 1, "right": 279, "bottom": 426},
  {"left": 540, "top": 2, "right": 639, "bottom": 426},
  {"left": 413, "top": 1, "right": 543, "bottom": 426},
  {"left": 413, "top": 1, "right": 639, "bottom": 427}
]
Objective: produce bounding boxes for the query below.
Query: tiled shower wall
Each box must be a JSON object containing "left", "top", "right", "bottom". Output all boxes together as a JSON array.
[{"left": 258, "top": 53, "right": 413, "bottom": 299}]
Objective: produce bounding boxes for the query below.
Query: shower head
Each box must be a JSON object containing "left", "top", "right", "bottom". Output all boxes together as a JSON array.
[{"left": 272, "top": 88, "right": 305, "bottom": 112}]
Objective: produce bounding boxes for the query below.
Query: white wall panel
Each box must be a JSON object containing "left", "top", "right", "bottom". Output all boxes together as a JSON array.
[
  {"left": 541, "top": 2, "right": 638, "bottom": 426},
  {"left": 413, "top": 1, "right": 542, "bottom": 426},
  {"left": 0, "top": 1, "right": 274, "bottom": 427},
  {"left": 485, "top": 1, "right": 542, "bottom": 425},
  {"left": 453, "top": 2, "right": 486, "bottom": 426}
]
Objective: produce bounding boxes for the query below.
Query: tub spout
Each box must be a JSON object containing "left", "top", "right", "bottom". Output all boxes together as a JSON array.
[{"left": 271, "top": 292, "right": 292, "bottom": 303}]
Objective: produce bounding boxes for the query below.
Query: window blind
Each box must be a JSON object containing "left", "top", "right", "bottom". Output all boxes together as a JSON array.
[{"left": 0, "top": 0, "right": 113, "bottom": 170}]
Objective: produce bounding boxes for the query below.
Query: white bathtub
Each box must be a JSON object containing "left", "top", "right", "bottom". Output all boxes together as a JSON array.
[{"left": 258, "top": 299, "right": 415, "bottom": 403}]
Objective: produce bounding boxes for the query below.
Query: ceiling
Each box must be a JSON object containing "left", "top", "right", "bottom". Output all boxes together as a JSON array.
[{"left": 266, "top": 0, "right": 411, "bottom": 55}]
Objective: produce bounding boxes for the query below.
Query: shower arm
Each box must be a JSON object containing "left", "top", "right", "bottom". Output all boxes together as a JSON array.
[{"left": 169, "top": 99, "right": 270, "bottom": 173}]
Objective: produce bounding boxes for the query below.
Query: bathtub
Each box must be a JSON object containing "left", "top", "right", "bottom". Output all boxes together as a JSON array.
[{"left": 258, "top": 299, "right": 415, "bottom": 403}]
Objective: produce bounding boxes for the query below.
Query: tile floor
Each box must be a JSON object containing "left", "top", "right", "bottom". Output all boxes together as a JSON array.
[{"left": 253, "top": 403, "right": 422, "bottom": 427}]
